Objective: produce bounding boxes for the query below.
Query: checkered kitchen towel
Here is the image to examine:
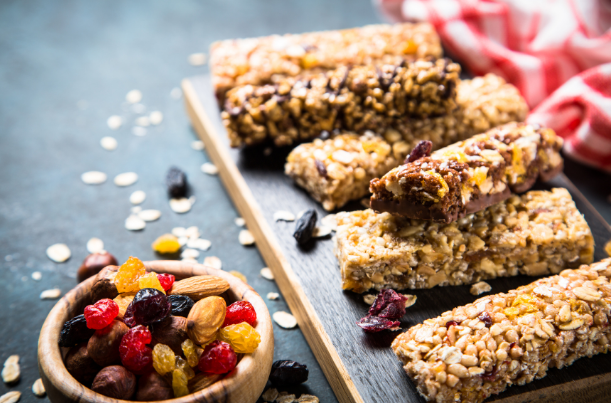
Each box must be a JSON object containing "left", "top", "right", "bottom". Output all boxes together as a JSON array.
[{"left": 377, "top": 0, "right": 611, "bottom": 170}]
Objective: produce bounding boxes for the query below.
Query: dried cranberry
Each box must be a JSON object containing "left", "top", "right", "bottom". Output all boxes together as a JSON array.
[
  {"left": 84, "top": 299, "right": 119, "bottom": 329},
  {"left": 269, "top": 360, "right": 309, "bottom": 386},
  {"left": 123, "top": 288, "right": 171, "bottom": 327},
  {"left": 480, "top": 366, "right": 499, "bottom": 382},
  {"left": 223, "top": 301, "right": 257, "bottom": 327},
  {"left": 156, "top": 273, "right": 175, "bottom": 291},
  {"left": 356, "top": 315, "right": 401, "bottom": 333},
  {"left": 315, "top": 160, "right": 328, "bottom": 179},
  {"left": 478, "top": 312, "right": 493, "bottom": 327},
  {"left": 404, "top": 140, "right": 433, "bottom": 164},
  {"left": 445, "top": 320, "right": 461, "bottom": 328},
  {"left": 369, "top": 289, "right": 407, "bottom": 319},
  {"left": 59, "top": 314, "right": 96, "bottom": 347},
  {"left": 198, "top": 340, "right": 237, "bottom": 374},
  {"left": 119, "top": 325, "right": 152, "bottom": 374}
]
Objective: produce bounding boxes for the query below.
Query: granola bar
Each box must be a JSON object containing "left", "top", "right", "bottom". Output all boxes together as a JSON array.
[
  {"left": 392, "top": 258, "right": 611, "bottom": 403},
  {"left": 335, "top": 188, "right": 593, "bottom": 293},
  {"left": 210, "top": 22, "right": 442, "bottom": 101},
  {"left": 370, "top": 123, "right": 564, "bottom": 223},
  {"left": 222, "top": 59, "right": 461, "bottom": 147}
]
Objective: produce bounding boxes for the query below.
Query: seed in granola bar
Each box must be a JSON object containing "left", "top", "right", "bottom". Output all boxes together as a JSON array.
[
  {"left": 269, "top": 360, "right": 308, "bottom": 386},
  {"left": 114, "top": 172, "right": 138, "bottom": 187},
  {"left": 261, "top": 268, "right": 274, "bottom": 280},
  {"left": 46, "top": 243, "right": 71, "bottom": 262},
  {"left": 470, "top": 281, "right": 492, "bottom": 296},
  {"left": 404, "top": 140, "right": 433, "bottom": 163},
  {"left": 166, "top": 167, "right": 188, "bottom": 198},
  {"left": 293, "top": 209, "right": 317, "bottom": 245}
]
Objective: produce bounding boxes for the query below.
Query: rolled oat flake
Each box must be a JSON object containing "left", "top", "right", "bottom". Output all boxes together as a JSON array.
[
  {"left": 149, "top": 111, "right": 163, "bottom": 125},
  {"left": 1, "top": 355, "right": 19, "bottom": 384},
  {"left": 114, "top": 172, "right": 138, "bottom": 187},
  {"left": 86, "top": 237, "right": 104, "bottom": 254},
  {"left": 273, "top": 311, "right": 297, "bottom": 329},
  {"left": 130, "top": 190, "right": 146, "bottom": 205},
  {"left": 201, "top": 162, "right": 219, "bottom": 175},
  {"left": 267, "top": 292, "right": 280, "bottom": 300},
  {"left": 40, "top": 289, "right": 61, "bottom": 300},
  {"left": 170, "top": 197, "right": 193, "bottom": 213},
  {"left": 107, "top": 115, "right": 122, "bottom": 130},
  {"left": 203, "top": 256, "right": 222, "bottom": 270},
  {"left": 126, "top": 89, "right": 142, "bottom": 104},
  {"left": 32, "top": 378, "right": 46, "bottom": 397},
  {"left": 138, "top": 209, "right": 161, "bottom": 222},
  {"left": 81, "top": 171, "right": 107, "bottom": 185},
  {"left": 0, "top": 391, "right": 20, "bottom": 403},
  {"left": 46, "top": 243, "right": 71, "bottom": 262},
  {"left": 239, "top": 229, "right": 255, "bottom": 245},
  {"left": 274, "top": 210, "right": 295, "bottom": 222},
  {"left": 100, "top": 136, "right": 118, "bottom": 150},
  {"left": 260, "top": 267, "right": 274, "bottom": 280},
  {"left": 125, "top": 215, "right": 146, "bottom": 231}
]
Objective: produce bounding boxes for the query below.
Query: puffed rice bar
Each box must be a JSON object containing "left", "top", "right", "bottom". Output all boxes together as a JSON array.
[
  {"left": 370, "top": 122, "right": 564, "bottom": 223},
  {"left": 210, "top": 22, "right": 442, "bottom": 101},
  {"left": 392, "top": 258, "right": 611, "bottom": 403},
  {"left": 335, "top": 188, "right": 593, "bottom": 293},
  {"left": 222, "top": 59, "right": 461, "bottom": 147}
]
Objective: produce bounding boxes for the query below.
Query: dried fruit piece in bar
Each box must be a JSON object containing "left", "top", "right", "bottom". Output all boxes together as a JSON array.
[
  {"left": 335, "top": 188, "right": 593, "bottom": 293},
  {"left": 370, "top": 122, "right": 564, "bottom": 223},
  {"left": 392, "top": 258, "right": 611, "bottom": 403}
]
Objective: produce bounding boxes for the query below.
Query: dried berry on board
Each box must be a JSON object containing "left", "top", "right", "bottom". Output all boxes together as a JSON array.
[
  {"left": 293, "top": 209, "right": 317, "bottom": 245},
  {"left": 166, "top": 166, "right": 188, "bottom": 198},
  {"left": 357, "top": 289, "right": 410, "bottom": 333},
  {"left": 269, "top": 360, "right": 309, "bottom": 386}
]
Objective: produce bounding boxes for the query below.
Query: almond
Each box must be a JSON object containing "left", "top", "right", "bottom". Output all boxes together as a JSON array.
[
  {"left": 186, "top": 296, "right": 226, "bottom": 344},
  {"left": 169, "top": 276, "right": 229, "bottom": 300}
]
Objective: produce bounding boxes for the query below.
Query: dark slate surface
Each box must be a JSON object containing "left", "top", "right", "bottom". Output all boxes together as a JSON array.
[{"left": 189, "top": 74, "right": 611, "bottom": 402}]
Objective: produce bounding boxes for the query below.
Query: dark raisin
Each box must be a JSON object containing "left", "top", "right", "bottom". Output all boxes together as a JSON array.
[
  {"left": 368, "top": 289, "right": 407, "bottom": 319},
  {"left": 480, "top": 365, "right": 499, "bottom": 381},
  {"left": 165, "top": 166, "right": 188, "bottom": 198},
  {"left": 59, "top": 314, "right": 96, "bottom": 347},
  {"left": 356, "top": 315, "right": 400, "bottom": 333},
  {"left": 404, "top": 140, "right": 433, "bottom": 164},
  {"left": 478, "top": 312, "right": 493, "bottom": 327},
  {"left": 445, "top": 320, "right": 461, "bottom": 327},
  {"left": 269, "top": 360, "right": 309, "bottom": 386},
  {"left": 293, "top": 209, "right": 317, "bottom": 245},
  {"left": 124, "top": 288, "right": 171, "bottom": 327},
  {"left": 315, "top": 159, "right": 328, "bottom": 179},
  {"left": 168, "top": 295, "right": 194, "bottom": 317}
]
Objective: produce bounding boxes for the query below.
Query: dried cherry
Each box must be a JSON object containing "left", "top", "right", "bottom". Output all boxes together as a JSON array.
[
  {"left": 222, "top": 301, "right": 257, "bottom": 327},
  {"left": 368, "top": 289, "right": 407, "bottom": 319},
  {"left": 156, "top": 273, "right": 175, "bottom": 291},
  {"left": 124, "top": 288, "right": 171, "bottom": 327},
  {"left": 293, "top": 209, "right": 317, "bottom": 245},
  {"left": 197, "top": 340, "right": 237, "bottom": 374},
  {"left": 119, "top": 325, "right": 153, "bottom": 373},
  {"left": 168, "top": 295, "right": 194, "bottom": 317},
  {"left": 356, "top": 315, "right": 401, "bottom": 333},
  {"left": 269, "top": 360, "right": 309, "bottom": 386},
  {"left": 84, "top": 299, "right": 119, "bottom": 329},
  {"left": 59, "top": 314, "right": 95, "bottom": 347},
  {"left": 404, "top": 140, "right": 433, "bottom": 164}
]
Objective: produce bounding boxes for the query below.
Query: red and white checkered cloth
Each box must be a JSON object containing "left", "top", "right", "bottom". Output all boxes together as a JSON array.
[{"left": 377, "top": 0, "right": 611, "bottom": 170}]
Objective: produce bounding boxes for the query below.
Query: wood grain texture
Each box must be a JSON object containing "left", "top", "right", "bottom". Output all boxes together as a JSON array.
[
  {"left": 37, "top": 261, "right": 273, "bottom": 403},
  {"left": 183, "top": 74, "right": 611, "bottom": 403}
]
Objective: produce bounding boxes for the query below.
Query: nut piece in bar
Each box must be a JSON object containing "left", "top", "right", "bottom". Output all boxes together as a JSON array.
[
  {"left": 370, "top": 122, "right": 564, "bottom": 223},
  {"left": 335, "top": 188, "right": 593, "bottom": 293},
  {"left": 392, "top": 258, "right": 611, "bottom": 403},
  {"left": 210, "top": 22, "right": 442, "bottom": 101},
  {"left": 221, "top": 59, "right": 461, "bottom": 147}
]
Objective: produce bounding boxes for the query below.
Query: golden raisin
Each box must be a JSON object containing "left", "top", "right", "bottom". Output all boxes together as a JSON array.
[
  {"left": 152, "top": 343, "right": 176, "bottom": 375},
  {"left": 181, "top": 339, "right": 201, "bottom": 368},
  {"left": 218, "top": 323, "right": 261, "bottom": 354},
  {"left": 152, "top": 234, "right": 182, "bottom": 254},
  {"left": 172, "top": 369, "right": 189, "bottom": 398},
  {"left": 114, "top": 256, "right": 146, "bottom": 293},
  {"left": 176, "top": 356, "right": 195, "bottom": 380},
  {"left": 139, "top": 272, "right": 165, "bottom": 294},
  {"left": 229, "top": 271, "right": 247, "bottom": 284}
]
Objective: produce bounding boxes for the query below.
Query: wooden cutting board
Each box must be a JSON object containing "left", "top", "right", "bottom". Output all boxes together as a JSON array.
[{"left": 182, "top": 75, "right": 611, "bottom": 403}]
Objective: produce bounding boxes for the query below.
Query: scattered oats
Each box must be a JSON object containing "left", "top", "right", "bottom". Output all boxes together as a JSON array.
[
  {"left": 239, "top": 229, "right": 255, "bottom": 246},
  {"left": 125, "top": 215, "right": 146, "bottom": 231},
  {"left": 107, "top": 115, "right": 123, "bottom": 130},
  {"left": 46, "top": 244, "right": 71, "bottom": 263},
  {"left": 234, "top": 217, "right": 246, "bottom": 227},
  {"left": 363, "top": 294, "right": 376, "bottom": 305},
  {"left": 188, "top": 52, "right": 207, "bottom": 66},
  {"left": 131, "top": 206, "right": 142, "bottom": 214},
  {"left": 31, "top": 271, "right": 42, "bottom": 281},
  {"left": 274, "top": 211, "right": 295, "bottom": 222},
  {"left": 187, "top": 238, "right": 211, "bottom": 251},
  {"left": 170, "top": 198, "right": 193, "bottom": 213},
  {"left": 149, "top": 111, "right": 163, "bottom": 125},
  {"left": 135, "top": 116, "right": 150, "bottom": 127},
  {"left": 321, "top": 214, "right": 337, "bottom": 231},
  {"left": 126, "top": 89, "right": 142, "bottom": 104},
  {"left": 170, "top": 87, "right": 182, "bottom": 99},
  {"left": 470, "top": 281, "right": 492, "bottom": 296},
  {"left": 131, "top": 103, "right": 146, "bottom": 114},
  {"left": 260, "top": 268, "right": 274, "bottom": 280},
  {"left": 138, "top": 209, "right": 161, "bottom": 222},
  {"left": 172, "top": 227, "right": 186, "bottom": 237},
  {"left": 181, "top": 257, "right": 197, "bottom": 263},
  {"left": 132, "top": 126, "right": 147, "bottom": 136},
  {"left": 32, "top": 378, "right": 45, "bottom": 397},
  {"left": 0, "top": 391, "right": 20, "bottom": 403},
  {"left": 296, "top": 395, "right": 319, "bottom": 403},
  {"left": 81, "top": 171, "right": 107, "bottom": 185},
  {"left": 191, "top": 140, "right": 205, "bottom": 150},
  {"left": 114, "top": 172, "right": 138, "bottom": 187},
  {"left": 130, "top": 190, "right": 146, "bottom": 205},
  {"left": 312, "top": 226, "right": 332, "bottom": 238},
  {"left": 261, "top": 388, "right": 279, "bottom": 402},
  {"left": 185, "top": 226, "right": 200, "bottom": 238},
  {"left": 40, "top": 289, "right": 61, "bottom": 300},
  {"left": 263, "top": 147, "right": 272, "bottom": 156},
  {"left": 2, "top": 356, "right": 20, "bottom": 384},
  {"left": 276, "top": 393, "right": 295, "bottom": 403},
  {"left": 203, "top": 256, "right": 222, "bottom": 270},
  {"left": 181, "top": 249, "right": 200, "bottom": 259},
  {"left": 178, "top": 236, "right": 188, "bottom": 246},
  {"left": 201, "top": 162, "right": 219, "bottom": 175},
  {"left": 100, "top": 136, "right": 118, "bottom": 150},
  {"left": 86, "top": 238, "right": 104, "bottom": 254},
  {"left": 230, "top": 271, "right": 247, "bottom": 283},
  {"left": 360, "top": 197, "right": 370, "bottom": 208},
  {"left": 273, "top": 311, "right": 297, "bottom": 329},
  {"left": 404, "top": 294, "right": 417, "bottom": 308},
  {"left": 267, "top": 292, "right": 279, "bottom": 300}
]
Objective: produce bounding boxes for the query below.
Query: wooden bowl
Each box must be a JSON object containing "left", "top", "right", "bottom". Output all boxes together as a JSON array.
[{"left": 38, "top": 260, "right": 274, "bottom": 403}]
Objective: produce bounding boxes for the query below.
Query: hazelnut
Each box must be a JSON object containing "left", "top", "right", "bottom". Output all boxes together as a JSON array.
[
  {"left": 64, "top": 343, "right": 101, "bottom": 387},
  {"left": 151, "top": 316, "right": 188, "bottom": 355},
  {"left": 91, "top": 365, "right": 136, "bottom": 400},
  {"left": 186, "top": 296, "right": 226, "bottom": 345},
  {"left": 91, "top": 265, "right": 119, "bottom": 302},
  {"left": 87, "top": 320, "right": 129, "bottom": 366},
  {"left": 78, "top": 252, "right": 118, "bottom": 283},
  {"left": 136, "top": 371, "right": 173, "bottom": 401}
]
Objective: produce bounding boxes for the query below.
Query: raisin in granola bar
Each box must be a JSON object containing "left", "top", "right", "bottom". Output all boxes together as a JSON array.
[
  {"left": 392, "top": 258, "right": 611, "bottom": 403},
  {"left": 335, "top": 188, "right": 593, "bottom": 293},
  {"left": 210, "top": 22, "right": 442, "bottom": 101},
  {"left": 370, "top": 123, "right": 564, "bottom": 223}
]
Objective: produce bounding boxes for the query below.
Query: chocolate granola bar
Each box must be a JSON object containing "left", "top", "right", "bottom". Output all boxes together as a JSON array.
[
  {"left": 392, "top": 258, "right": 611, "bottom": 403},
  {"left": 210, "top": 22, "right": 442, "bottom": 101},
  {"left": 370, "top": 123, "right": 564, "bottom": 223},
  {"left": 335, "top": 188, "right": 593, "bottom": 293}
]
